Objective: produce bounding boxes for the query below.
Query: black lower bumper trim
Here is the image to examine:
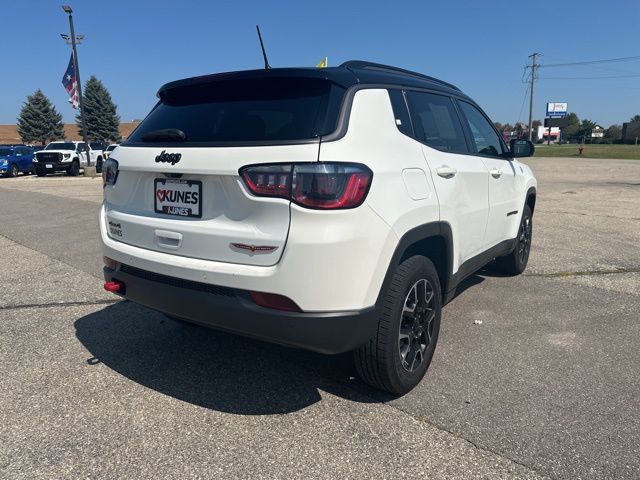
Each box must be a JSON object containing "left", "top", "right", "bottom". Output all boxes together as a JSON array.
[
  {"left": 35, "top": 162, "right": 70, "bottom": 172},
  {"left": 104, "top": 266, "right": 378, "bottom": 354}
]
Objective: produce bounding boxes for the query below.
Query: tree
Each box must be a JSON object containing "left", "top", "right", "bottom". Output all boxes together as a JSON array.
[
  {"left": 562, "top": 112, "right": 580, "bottom": 142},
  {"left": 630, "top": 114, "right": 640, "bottom": 123},
  {"left": 576, "top": 118, "right": 597, "bottom": 142},
  {"left": 16, "top": 89, "right": 64, "bottom": 145},
  {"left": 532, "top": 120, "right": 542, "bottom": 129},
  {"left": 565, "top": 112, "right": 579, "bottom": 126},
  {"left": 76, "top": 75, "right": 121, "bottom": 142},
  {"left": 605, "top": 125, "right": 622, "bottom": 141}
]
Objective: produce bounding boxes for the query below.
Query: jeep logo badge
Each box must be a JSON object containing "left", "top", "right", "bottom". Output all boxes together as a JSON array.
[{"left": 155, "top": 150, "right": 182, "bottom": 165}]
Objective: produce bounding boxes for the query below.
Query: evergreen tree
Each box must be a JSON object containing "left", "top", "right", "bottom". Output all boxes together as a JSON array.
[
  {"left": 16, "top": 89, "right": 65, "bottom": 145},
  {"left": 76, "top": 76, "right": 121, "bottom": 142}
]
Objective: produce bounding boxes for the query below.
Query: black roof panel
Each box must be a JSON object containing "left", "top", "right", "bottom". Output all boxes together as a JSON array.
[{"left": 157, "top": 60, "right": 467, "bottom": 99}]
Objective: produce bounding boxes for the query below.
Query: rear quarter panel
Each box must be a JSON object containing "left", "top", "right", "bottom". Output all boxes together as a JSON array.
[{"left": 319, "top": 88, "right": 441, "bottom": 307}]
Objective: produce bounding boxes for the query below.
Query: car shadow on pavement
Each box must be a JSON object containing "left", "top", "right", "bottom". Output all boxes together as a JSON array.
[
  {"left": 75, "top": 301, "right": 392, "bottom": 415},
  {"left": 447, "top": 273, "right": 486, "bottom": 303}
]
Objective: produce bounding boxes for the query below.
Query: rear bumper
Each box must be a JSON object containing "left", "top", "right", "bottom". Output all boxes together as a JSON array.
[{"left": 104, "top": 265, "right": 378, "bottom": 354}]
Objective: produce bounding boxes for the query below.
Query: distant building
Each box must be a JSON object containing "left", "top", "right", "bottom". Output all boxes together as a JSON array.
[
  {"left": 591, "top": 126, "right": 604, "bottom": 139},
  {"left": 622, "top": 122, "right": 640, "bottom": 143},
  {"left": 536, "top": 126, "right": 560, "bottom": 142}
]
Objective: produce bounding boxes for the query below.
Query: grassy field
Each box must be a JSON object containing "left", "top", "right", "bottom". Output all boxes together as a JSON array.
[{"left": 534, "top": 143, "right": 640, "bottom": 159}]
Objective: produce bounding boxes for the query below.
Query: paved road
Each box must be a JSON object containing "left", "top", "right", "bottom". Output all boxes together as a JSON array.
[{"left": 0, "top": 158, "right": 638, "bottom": 479}]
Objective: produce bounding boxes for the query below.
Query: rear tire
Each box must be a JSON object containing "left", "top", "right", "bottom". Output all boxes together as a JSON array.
[
  {"left": 493, "top": 204, "right": 533, "bottom": 275},
  {"left": 354, "top": 255, "right": 442, "bottom": 395},
  {"left": 96, "top": 157, "right": 103, "bottom": 174}
]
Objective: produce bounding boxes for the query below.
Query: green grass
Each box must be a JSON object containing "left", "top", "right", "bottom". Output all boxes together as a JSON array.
[{"left": 534, "top": 143, "right": 640, "bottom": 159}]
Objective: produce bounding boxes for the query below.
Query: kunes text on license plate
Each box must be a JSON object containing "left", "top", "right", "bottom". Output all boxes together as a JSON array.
[{"left": 154, "top": 179, "right": 202, "bottom": 218}]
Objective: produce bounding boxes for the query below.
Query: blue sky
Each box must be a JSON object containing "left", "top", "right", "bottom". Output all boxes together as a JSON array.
[{"left": 2, "top": 0, "right": 639, "bottom": 127}]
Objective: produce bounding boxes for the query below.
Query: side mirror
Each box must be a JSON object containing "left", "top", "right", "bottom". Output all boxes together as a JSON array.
[{"left": 509, "top": 139, "right": 535, "bottom": 158}]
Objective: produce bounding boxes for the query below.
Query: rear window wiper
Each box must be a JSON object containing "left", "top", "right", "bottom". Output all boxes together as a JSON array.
[{"left": 141, "top": 129, "right": 187, "bottom": 142}]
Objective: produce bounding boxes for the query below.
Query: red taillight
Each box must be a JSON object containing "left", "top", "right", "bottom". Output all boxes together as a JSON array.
[
  {"left": 240, "top": 164, "right": 292, "bottom": 199},
  {"left": 239, "top": 163, "right": 372, "bottom": 210},
  {"left": 250, "top": 291, "right": 301, "bottom": 312}
]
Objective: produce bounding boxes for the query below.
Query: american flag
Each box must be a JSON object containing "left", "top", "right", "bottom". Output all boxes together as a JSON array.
[{"left": 62, "top": 52, "right": 79, "bottom": 109}]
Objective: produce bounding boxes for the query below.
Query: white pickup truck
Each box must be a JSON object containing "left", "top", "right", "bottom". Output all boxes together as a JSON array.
[{"left": 33, "top": 141, "right": 102, "bottom": 176}]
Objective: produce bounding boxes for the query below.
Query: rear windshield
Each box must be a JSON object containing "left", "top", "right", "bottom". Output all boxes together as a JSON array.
[
  {"left": 46, "top": 142, "right": 75, "bottom": 150},
  {"left": 127, "top": 77, "right": 345, "bottom": 145}
]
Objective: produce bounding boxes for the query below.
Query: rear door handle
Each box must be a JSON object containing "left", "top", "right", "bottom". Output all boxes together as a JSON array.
[
  {"left": 436, "top": 166, "right": 457, "bottom": 178},
  {"left": 490, "top": 168, "right": 503, "bottom": 178},
  {"left": 155, "top": 229, "right": 183, "bottom": 250}
]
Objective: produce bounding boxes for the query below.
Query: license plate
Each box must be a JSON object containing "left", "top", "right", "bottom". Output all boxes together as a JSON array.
[
  {"left": 46, "top": 164, "right": 53, "bottom": 168},
  {"left": 154, "top": 178, "right": 202, "bottom": 218}
]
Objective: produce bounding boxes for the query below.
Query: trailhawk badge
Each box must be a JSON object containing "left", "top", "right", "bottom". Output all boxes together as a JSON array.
[
  {"left": 155, "top": 150, "right": 182, "bottom": 165},
  {"left": 230, "top": 243, "right": 278, "bottom": 253}
]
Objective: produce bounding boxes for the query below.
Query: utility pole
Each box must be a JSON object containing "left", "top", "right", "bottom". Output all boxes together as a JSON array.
[
  {"left": 62, "top": 5, "right": 91, "bottom": 166},
  {"left": 527, "top": 52, "right": 541, "bottom": 142}
]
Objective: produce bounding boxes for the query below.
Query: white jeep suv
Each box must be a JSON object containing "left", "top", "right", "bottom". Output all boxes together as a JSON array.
[{"left": 101, "top": 61, "right": 536, "bottom": 395}]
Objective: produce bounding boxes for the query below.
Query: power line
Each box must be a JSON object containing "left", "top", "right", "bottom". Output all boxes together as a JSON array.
[
  {"left": 516, "top": 83, "right": 530, "bottom": 125},
  {"left": 542, "top": 55, "right": 640, "bottom": 68},
  {"left": 539, "top": 74, "right": 640, "bottom": 80}
]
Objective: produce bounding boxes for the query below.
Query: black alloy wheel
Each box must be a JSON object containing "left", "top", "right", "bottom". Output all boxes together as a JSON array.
[
  {"left": 399, "top": 279, "right": 436, "bottom": 372},
  {"left": 517, "top": 209, "right": 532, "bottom": 265}
]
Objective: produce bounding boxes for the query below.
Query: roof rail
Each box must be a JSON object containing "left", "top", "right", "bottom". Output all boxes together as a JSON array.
[{"left": 340, "top": 60, "right": 460, "bottom": 92}]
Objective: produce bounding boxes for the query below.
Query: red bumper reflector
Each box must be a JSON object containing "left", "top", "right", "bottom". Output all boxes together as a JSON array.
[
  {"left": 250, "top": 291, "right": 301, "bottom": 312},
  {"left": 104, "top": 280, "right": 124, "bottom": 292}
]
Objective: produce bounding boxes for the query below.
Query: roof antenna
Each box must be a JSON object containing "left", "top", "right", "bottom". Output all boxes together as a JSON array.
[{"left": 256, "top": 25, "right": 271, "bottom": 69}]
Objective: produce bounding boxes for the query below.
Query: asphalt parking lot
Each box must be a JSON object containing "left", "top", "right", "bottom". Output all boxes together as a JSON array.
[{"left": 0, "top": 157, "right": 638, "bottom": 479}]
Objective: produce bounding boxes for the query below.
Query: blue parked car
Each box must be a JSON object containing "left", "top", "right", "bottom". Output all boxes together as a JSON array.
[{"left": 0, "top": 145, "right": 35, "bottom": 177}]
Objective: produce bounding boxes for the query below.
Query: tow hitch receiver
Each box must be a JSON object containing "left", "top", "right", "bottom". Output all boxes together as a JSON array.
[{"left": 103, "top": 280, "right": 125, "bottom": 293}]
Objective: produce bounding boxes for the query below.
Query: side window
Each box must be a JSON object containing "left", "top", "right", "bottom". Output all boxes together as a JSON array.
[
  {"left": 404, "top": 91, "right": 469, "bottom": 153},
  {"left": 457, "top": 101, "right": 505, "bottom": 157},
  {"left": 388, "top": 89, "right": 412, "bottom": 137}
]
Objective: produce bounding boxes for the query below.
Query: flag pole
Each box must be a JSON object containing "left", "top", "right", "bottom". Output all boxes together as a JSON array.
[{"left": 63, "top": 6, "right": 91, "bottom": 166}]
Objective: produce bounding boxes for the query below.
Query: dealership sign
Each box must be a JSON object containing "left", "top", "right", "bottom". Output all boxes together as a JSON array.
[{"left": 547, "top": 102, "right": 568, "bottom": 118}]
